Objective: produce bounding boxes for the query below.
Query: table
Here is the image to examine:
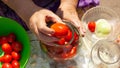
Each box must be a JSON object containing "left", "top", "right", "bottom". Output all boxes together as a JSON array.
[
  {"left": 26, "top": 31, "right": 87, "bottom": 68},
  {"left": 26, "top": 31, "right": 120, "bottom": 68}
]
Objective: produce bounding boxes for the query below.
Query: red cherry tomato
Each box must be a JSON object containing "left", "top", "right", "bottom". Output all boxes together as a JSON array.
[
  {"left": 61, "top": 46, "right": 76, "bottom": 58},
  {"left": 11, "top": 51, "right": 21, "bottom": 60},
  {"left": 11, "top": 41, "right": 22, "bottom": 52},
  {"left": 64, "top": 44, "right": 72, "bottom": 53},
  {"left": 72, "top": 32, "right": 79, "bottom": 44},
  {"left": 57, "top": 38, "right": 66, "bottom": 45},
  {"left": 2, "top": 54, "right": 12, "bottom": 63},
  {"left": 50, "top": 23, "right": 69, "bottom": 37},
  {"left": 7, "top": 33, "right": 16, "bottom": 43},
  {"left": 61, "top": 53, "right": 69, "bottom": 58},
  {"left": 65, "top": 30, "right": 72, "bottom": 42},
  {"left": 2, "top": 63, "right": 13, "bottom": 68},
  {"left": 0, "top": 36, "right": 8, "bottom": 45},
  {"left": 88, "top": 21, "right": 96, "bottom": 32},
  {"left": 11, "top": 60, "right": 20, "bottom": 68},
  {"left": 0, "top": 56, "right": 4, "bottom": 62},
  {"left": 2, "top": 43, "right": 12, "bottom": 54},
  {"left": 69, "top": 46, "right": 77, "bottom": 55}
]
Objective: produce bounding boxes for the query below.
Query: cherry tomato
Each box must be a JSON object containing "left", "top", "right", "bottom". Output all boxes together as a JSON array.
[
  {"left": 11, "top": 41, "right": 22, "bottom": 52},
  {"left": 11, "top": 51, "right": 21, "bottom": 60},
  {"left": 2, "top": 54, "right": 12, "bottom": 63},
  {"left": 65, "top": 44, "right": 72, "bottom": 49},
  {"left": 65, "top": 30, "right": 72, "bottom": 42},
  {"left": 2, "top": 63, "right": 13, "bottom": 68},
  {"left": 7, "top": 33, "right": 16, "bottom": 43},
  {"left": 88, "top": 21, "right": 96, "bottom": 32},
  {"left": 0, "top": 56, "right": 4, "bottom": 62},
  {"left": 61, "top": 53, "right": 69, "bottom": 58},
  {"left": 57, "top": 38, "right": 66, "bottom": 45},
  {"left": 2, "top": 43, "right": 12, "bottom": 54},
  {"left": 0, "top": 36, "right": 8, "bottom": 45},
  {"left": 49, "top": 46, "right": 63, "bottom": 54},
  {"left": 72, "top": 32, "right": 79, "bottom": 44},
  {"left": 61, "top": 46, "right": 76, "bottom": 58},
  {"left": 50, "top": 23, "right": 69, "bottom": 37},
  {"left": 64, "top": 44, "right": 72, "bottom": 53},
  {"left": 69, "top": 46, "right": 77, "bottom": 55},
  {"left": 11, "top": 60, "right": 20, "bottom": 68}
]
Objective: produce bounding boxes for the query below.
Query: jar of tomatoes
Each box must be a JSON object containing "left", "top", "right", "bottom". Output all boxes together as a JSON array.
[{"left": 40, "top": 21, "right": 82, "bottom": 61}]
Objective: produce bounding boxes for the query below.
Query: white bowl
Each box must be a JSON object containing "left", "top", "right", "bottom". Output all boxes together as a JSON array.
[{"left": 81, "top": 6, "right": 120, "bottom": 42}]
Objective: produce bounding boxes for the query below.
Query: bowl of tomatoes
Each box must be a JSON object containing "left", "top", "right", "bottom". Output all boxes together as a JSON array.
[
  {"left": 40, "top": 21, "right": 82, "bottom": 61},
  {"left": 0, "top": 16, "right": 30, "bottom": 68},
  {"left": 81, "top": 6, "right": 120, "bottom": 43}
]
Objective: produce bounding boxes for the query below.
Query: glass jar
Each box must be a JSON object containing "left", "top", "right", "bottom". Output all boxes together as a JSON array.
[
  {"left": 40, "top": 21, "right": 82, "bottom": 61},
  {"left": 91, "top": 39, "right": 120, "bottom": 65}
]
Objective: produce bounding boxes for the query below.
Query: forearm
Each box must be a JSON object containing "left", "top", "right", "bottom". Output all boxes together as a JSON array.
[
  {"left": 58, "top": 0, "right": 79, "bottom": 18},
  {"left": 1, "top": 0, "right": 42, "bottom": 25},
  {"left": 60, "top": 0, "right": 78, "bottom": 8}
]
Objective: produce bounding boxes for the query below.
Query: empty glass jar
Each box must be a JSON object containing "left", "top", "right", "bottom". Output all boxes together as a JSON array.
[{"left": 91, "top": 39, "right": 120, "bottom": 65}]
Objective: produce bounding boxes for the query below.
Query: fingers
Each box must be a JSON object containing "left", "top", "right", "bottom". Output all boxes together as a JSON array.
[
  {"left": 72, "top": 21, "right": 86, "bottom": 37},
  {"left": 46, "top": 15, "right": 62, "bottom": 23},
  {"left": 29, "top": 20, "right": 59, "bottom": 45},
  {"left": 79, "top": 26, "right": 86, "bottom": 37},
  {"left": 37, "top": 32, "right": 59, "bottom": 45},
  {"left": 37, "top": 19, "right": 55, "bottom": 35},
  {"left": 63, "top": 18, "right": 86, "bottom": 37},
  {"left": 73, "top": 19, "right": 86, "bottom": 37},
  {"left": 37, "top": 14, "right": 63, "bottom": 35}
]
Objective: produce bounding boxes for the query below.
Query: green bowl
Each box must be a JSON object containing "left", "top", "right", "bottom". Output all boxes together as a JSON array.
[{"left": 0, "top": 16, "right": 31, "bottom": 68}]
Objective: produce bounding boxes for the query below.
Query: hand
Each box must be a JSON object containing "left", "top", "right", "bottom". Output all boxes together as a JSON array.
[
  {"left": 29, "top": 9, "right": 62, "bottom": 45},
  {"left": 56, "top": 5, "right": 86, "bottom": 36}
]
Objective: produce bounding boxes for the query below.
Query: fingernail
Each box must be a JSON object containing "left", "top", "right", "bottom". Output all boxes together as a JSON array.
[{"left": 50, "top": 29, "right": 55, "bottom": 34}]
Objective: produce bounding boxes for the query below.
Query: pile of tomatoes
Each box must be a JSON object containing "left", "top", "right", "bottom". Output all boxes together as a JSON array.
[
  {"left": 0, "top": 33, "right": 22, "bottom": 68},
  {"left": 50, "top": 23, "right": 79, "bottom": 45},
  {"left": 48, "top": 23, "right": 79, "bottom": 58}
]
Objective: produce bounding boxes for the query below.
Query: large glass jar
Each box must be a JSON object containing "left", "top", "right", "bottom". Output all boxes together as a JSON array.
[
  {"left": 40, "top": 21, "right": 82, "bottom": 61},
  {"left": 90, "top": 39, "right": 120, "bottom": 67}
]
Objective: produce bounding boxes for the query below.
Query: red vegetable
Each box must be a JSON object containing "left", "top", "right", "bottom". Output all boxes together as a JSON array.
[
  {"left": 2, "top": 43, "right": 12, "bottom": 54},
  {"left": 7, "top": 33, "right": 16, "bottom": 43},
  {"left": 11, "top": 60, "right": 20, "bottom": 68},
  {"left": 57, "top": 38, "right": 66, "bottom": 45},
  {"left": 50, "top": 23, "right": 69, "bottom": 37},
  {"left": 0, "top": 36, "right": 8, "bottom": 45},
  {"left": 2, "top": 63, "right": 12, "bottom": 68},
  {"left": 11, "top": 51, "right": 21, "bottom": 60},
  {"left": 2, "top": 54, "right": 12, "bottom": 63},
  {"left": 0, "top": 56, "right": 4, "bottom": 62},
  {"left": 65, "top": 30, "right": 72, "bottom": 42},
  {"left": 11, "top": 41, "right": 22, "bottom": 52},
  {"left": 88, "top": 21, "right": 96, "bottom": 32}
]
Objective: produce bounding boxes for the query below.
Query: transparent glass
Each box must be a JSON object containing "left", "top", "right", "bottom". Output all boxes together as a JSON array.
[
  {"left": 81, "top": 6, "right": 120, "bottom": 43},
  {"left": 40, "top": 21, "right": 82, "bottom": 61},
  {"left": 91, "top": 39, "right": 120, "bottom": 65}
]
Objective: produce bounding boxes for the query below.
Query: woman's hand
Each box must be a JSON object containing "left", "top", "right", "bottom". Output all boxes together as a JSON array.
[
  {"left": 29, "top": 9, "right": 62, "bottom": 45},
  {"left": 56, "top": 4, "right": 86, "bottom": 36}
]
